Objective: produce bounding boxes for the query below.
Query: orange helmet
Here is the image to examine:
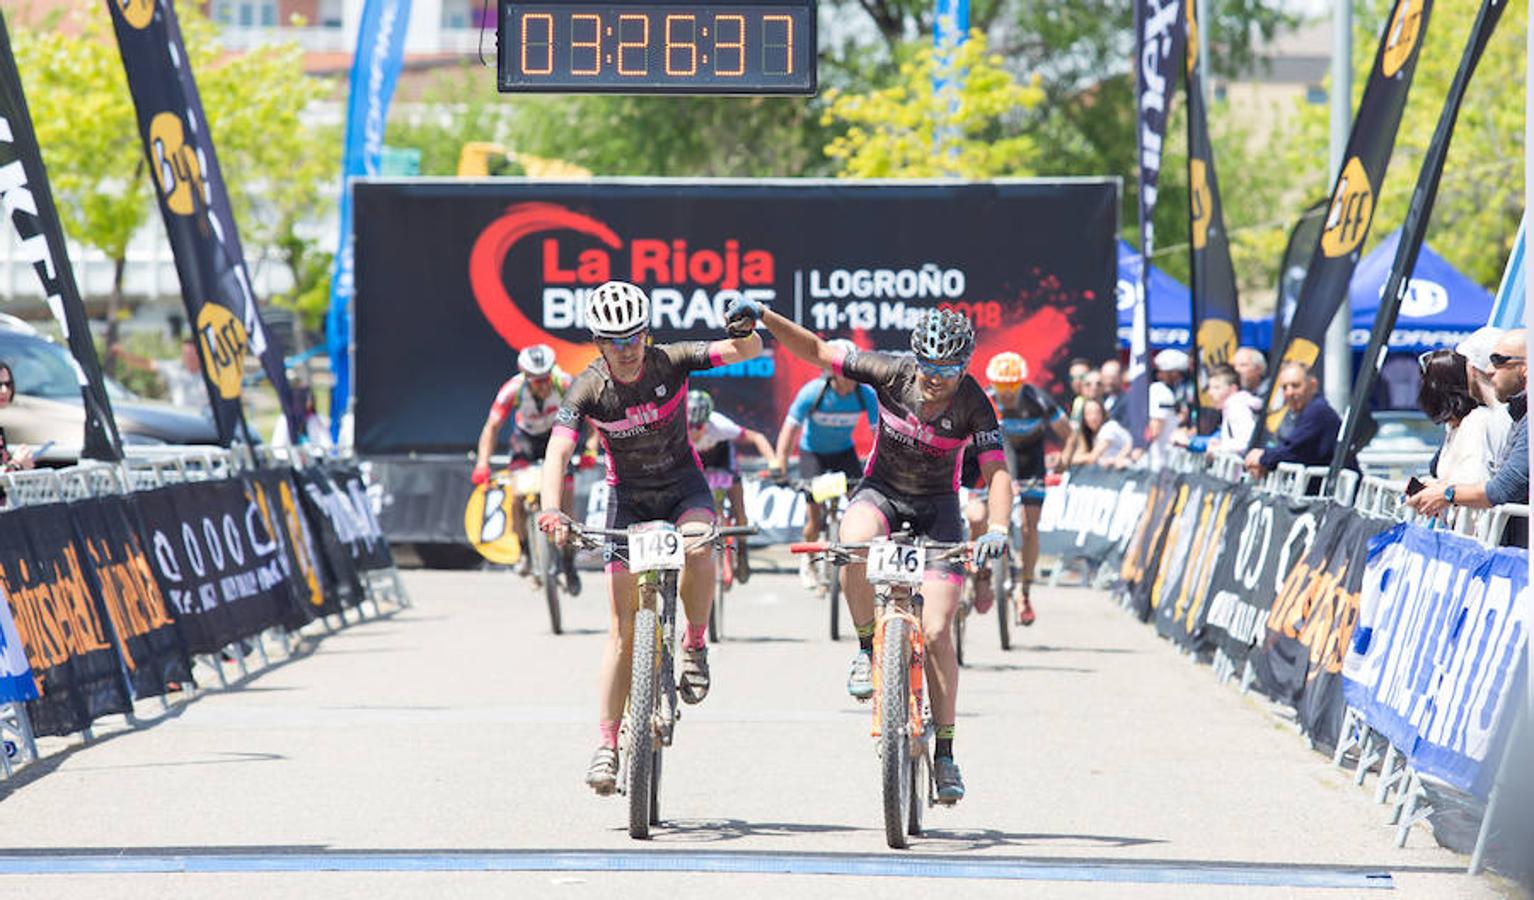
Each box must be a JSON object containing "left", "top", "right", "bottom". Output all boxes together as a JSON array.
[{"left": 985, "top": 351, "right": 1027, "bottom": 387}]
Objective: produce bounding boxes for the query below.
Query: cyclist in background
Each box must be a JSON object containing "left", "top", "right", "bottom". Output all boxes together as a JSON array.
[
  {"left": 686, "top": 389, "right": 778, "bottom": 583},
  {"left": 472, "top": 344, "right": 593, "bottom": 592},
  {"left": 538, "top": 281, "right": 763, "bottom": 795},
  {"left": 769, "top": 339, "right": 878, "bottom": 587},
  {"left": 733, "top": 300, "right": 1012, "bottom": 804},
  {"left": 962, "top": 351, "right": 1071, "bottom": 626}
]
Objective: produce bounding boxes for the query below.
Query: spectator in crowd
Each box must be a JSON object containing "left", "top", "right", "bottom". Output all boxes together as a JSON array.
[
  {"left": 1204, "top": 364, "right": 1257, "bottom": 454},
  {"left": 1067, "top": 357, "right": 1092, "bottom": 418},
  {"left": 269, "top": 383, "right": 332, "bottom": 449},
  {"left": 1415, "top": 349, "right": 1510, "bottom": 484},
  {"left": 1243, "top": 361, "right": 1347, "bottom": 477},
  {"left": 1407, "top": 329, "right": 1528, "bottom": 546},
  {"left": 1072, "top": 371, "right": 1104, "bottom": 422},
  {"left": 1100, "top": 358, "right": 1125, "bottom": 422},
  {"left": 1147, "top": 348, "right": 1189, "bottom": 468},
  {"left": 0, "top": 361, "right": 37, "bottom": 471},
  {"left": 1060, "top": 398, "right": 1133, "bottom": 469},
  {"left": 1232, "top": 346, "right": 1267, "bottom": 395},
  {"left": 113, "top": 338, "right": 208, "bottom": 413},
  {"left": 1456, "top": 325, "right": 1506, "bottom": 409}
]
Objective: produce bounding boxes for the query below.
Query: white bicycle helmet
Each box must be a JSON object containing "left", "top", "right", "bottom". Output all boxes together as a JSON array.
[
  {"left": 585, "top": 280, "right": 650, "bottom": 339},
  {"left": 910, "top": 308, "right": 975, "bottom": 362},
  {"left": 687, "top": 389, "right": 714, "bottom": 428},
  {"left": 517, "top": 343, "right": 556, "bottom": 377}
]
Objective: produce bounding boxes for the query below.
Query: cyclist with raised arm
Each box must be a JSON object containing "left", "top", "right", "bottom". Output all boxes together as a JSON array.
[
  {"left": 686, "top": 389, "right": 777, "bottom": 583},
  {"left": 471, "top": 344, "right": 593, "bottom": 591},
  {"left": 538, "top": 281, "right": 763, "bottom": 795},
  {"left": 769, "top": 339, "right": 878, "bottom": 587},
  {"left": 733, "top": 300, "right": 1012, "bottom": 803},
  {"left": 961, "top": 351, "right": 1072, "bottom": 625}
]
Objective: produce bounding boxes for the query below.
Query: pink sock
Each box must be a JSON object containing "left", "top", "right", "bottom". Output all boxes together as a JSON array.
[
  {"left": 685, "top": 624, "right": 708, "bottom": 650},
  {"left": 598, "top": 720, "right": 619, "bottom": 750}
]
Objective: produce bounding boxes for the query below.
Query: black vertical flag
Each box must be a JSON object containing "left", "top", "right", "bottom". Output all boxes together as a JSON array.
[
  {"left": 106, "top": 0, "right": 303, "bottom": 445},
  {"left": 0, "top": 13, "right": 123, "bottom": 461},
  {"left": 1330, "top": 0, "right": 1507, "bottom": 483},
  {"left": 1252, "top": 0, "right": 1433, "bottom": 446},
  {"left": 1268, "top": 198, "right": 1330, "bottom": 374},
  {"left": 1184, "top": 0, "right": 1241, "bottom": 433},
  {"left": 1130, "top": 0, "right": 1186, "bottom": 446}
]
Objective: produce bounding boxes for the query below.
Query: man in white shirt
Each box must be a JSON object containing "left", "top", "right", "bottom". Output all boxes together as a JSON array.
[
  {"left": 1146, "top": 348, "right": 1188, "bottom": 469},
  {"left": 1204, "top": 364, "right": 1257, "bottom": 454}
]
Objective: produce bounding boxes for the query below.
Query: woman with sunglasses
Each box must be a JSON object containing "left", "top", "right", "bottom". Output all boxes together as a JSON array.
[
  {"left": 730, "top": 300, "right": 1012, "bottom": 805},
  {"left": 537, "top": 281, "right": 763, "bottom": 795},
  {"left": 0, "top": 362, "right": 37, "bottom": 471},
  {"left": 1416, "top": 349, "right": 1511, "bottom": 485}
]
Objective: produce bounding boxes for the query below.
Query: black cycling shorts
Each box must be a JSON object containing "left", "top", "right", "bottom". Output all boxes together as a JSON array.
[
  {"left": 846, "top": 478, "right": 965, "bottom": 580},
  {"left": 603, "top": 468, "right": 716, "bottom": 570},
  {"left": 695, "top": 440, "right": 736, "bottom": 474},
  {"left": 798, "top": 446, "right": 863, "bottom": 487},
  {"left": 511, "top": 428, "right": 551, "bottom": 464}
]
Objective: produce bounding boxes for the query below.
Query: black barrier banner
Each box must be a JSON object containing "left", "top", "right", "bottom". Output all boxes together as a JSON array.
[
  {"left": 0, "top": 504, "right": 131, "bottom": 736},
  {"left": 107, "top": 0, "right": 301, "bottom": 444},
  {"left": 1203, "top": 492, "right": 1320, "bottom": 672},
  {"left": 1039, "top": 467, "right": 1152, "bottom": 564},
  {"left": 1183, "top": 0, "right": 1240, "bottom": 432},
  {"left": 321, "top": 463, "right": 394, "bottom": 572},
  {"left": 294, "top": 467, "right": 366, "bottom": 607},
  {"left": 1119, "top": 469, "right": 1181, "bottom": 621},
  {"left": 1153, "top": 474, "right": 1238, "bottom": 650},
  {"left": 69, "top": 498, "right": 191, "bottom": 699},
  {"left": 353, "top": 180, "right": 1119, "bottom": 454},
  {"left": 1254, "top": 0, "right": 1432, "bottom": 442},
  {"left": 244, "top": 468, "right": 333, "bottom": 619},
  {"left": 0, "top": 13, "right": 123, "bottom": 461},
  {"left": 1330, "top": 0, "right": 1507, "bottom": 480},
  {"left": 130, "top": 480, "right": 295, "bottom": 654},
  {"left": 1146, "top": 475, "right": 1210, "bottom": 621}
]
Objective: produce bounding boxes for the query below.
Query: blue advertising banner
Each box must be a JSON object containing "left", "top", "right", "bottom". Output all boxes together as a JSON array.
[
  {"left": 0, "top": 581, "right": 36, "bottom": 704},
  {"left": 326, "top": 0, "right": 413, "bottom": 441}
]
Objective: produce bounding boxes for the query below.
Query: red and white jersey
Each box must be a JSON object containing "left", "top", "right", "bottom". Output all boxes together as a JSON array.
[{"left": 489, "top": 368, "right": 572, "bottom": 435}]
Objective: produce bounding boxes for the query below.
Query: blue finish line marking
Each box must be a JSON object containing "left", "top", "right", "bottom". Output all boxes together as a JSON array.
[{"left": 0, "top": 851, "right": 1394, "bottom": 888}]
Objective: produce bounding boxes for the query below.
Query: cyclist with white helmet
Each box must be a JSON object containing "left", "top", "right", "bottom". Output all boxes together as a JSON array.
[
  {"left": 769, "top": 339, "right": 878, "bottom": 585},
  {"left": 727, "top": 299, "right": 1012, "bottom": 804},
  {"left": 686, "top": 389, "right": 778, "bottom": 583},
  {"left": 472, "top": 343, "right": 590, "bottom": 589},
  {"left": 538, "top": 281, "right": 763, "bottom": 795},
  {"left": 961, "top": 351, "right": 1071, "bottom": 625}
]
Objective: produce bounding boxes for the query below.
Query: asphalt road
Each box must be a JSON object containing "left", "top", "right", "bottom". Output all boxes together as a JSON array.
[{"left": 0, "top": 557, "right": 1516, "bottom": 898}]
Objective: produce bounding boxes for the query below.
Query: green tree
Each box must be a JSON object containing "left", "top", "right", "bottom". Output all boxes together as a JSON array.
[
  {"left": 385, "top": 66, "right": 517, "bottom": 176},
  {"left": 821, "top": 32, "right": 1044, "bottom": 178}
]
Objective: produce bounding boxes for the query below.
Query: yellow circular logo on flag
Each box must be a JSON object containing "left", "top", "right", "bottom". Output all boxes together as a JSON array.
[
  {"left": 1190, "top": 159, "right": 1211, "bottom": 250},
  {"left": 120, "top": 0, "right": 156, "bottom": 29},
  {"left": 1184, "top": 0, "right": 1199, "bottom": 76},
  {"left": 464, "top": 480, "right": 524, "bottom": 564},
  {"left": 148, "top": 112, "right": 204, "bottom": 217},
  {"left": 1264, "top": 339, "right": 1321, "bottom": 432},
  {"left": 1320, "top": 158, "right": 1373, "bottom": 259},
  {"left": 1381, "top": 0, "right": 1426, "bottom": 78},
  {"left": 195, "top": 304, "right": 247, "bottom": 399},
  {"left": 1195, "top": 319, "right": 1236, "bottom": 406}
]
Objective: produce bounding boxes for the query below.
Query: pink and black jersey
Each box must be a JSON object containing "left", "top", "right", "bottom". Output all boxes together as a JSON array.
[
  {"left": 833, "top": 347, "right": 1003, "bottom": 496},
  {"left": 553, "top": 342, "right": 722, "bottom": 487}
]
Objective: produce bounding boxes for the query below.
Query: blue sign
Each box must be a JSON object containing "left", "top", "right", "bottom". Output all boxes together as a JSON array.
[{"left": 0, "top": 583, "right": 37, "bottom": 704}]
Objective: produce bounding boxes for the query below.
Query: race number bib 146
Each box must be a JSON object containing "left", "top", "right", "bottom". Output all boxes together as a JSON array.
[
  {"left": 628, "top": 521, "right": 685, "bottom": 572},
  {"left": 866, "top": 539, "right": 924, "bottom": 585}
]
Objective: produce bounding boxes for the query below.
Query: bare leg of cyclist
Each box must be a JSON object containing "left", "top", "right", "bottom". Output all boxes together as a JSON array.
[
  {"left": 964, "top": 498, "right": 993, "bottom": 613},
  {"left": 589, "top": 568, "right": 639, "bottom": 794},
  {"left": 803, "top": 497, "right": 824, "bottom": 542},
  {"left": 1018, "top": 505, "right": 1041, "bottom": 625},
  {"left": 837, "top": 501, "right": 885, "bottom": 699},
  {"left": 677, "top": 511, "right": 717, "bottom": 703},
  {"left": 921, "top": 573, "right": 965, "bottom": 801}
]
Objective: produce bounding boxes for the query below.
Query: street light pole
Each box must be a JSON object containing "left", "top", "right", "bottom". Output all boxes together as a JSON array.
[{"left": 1325, "top": 0, "right": 1353, "bottom": 413}]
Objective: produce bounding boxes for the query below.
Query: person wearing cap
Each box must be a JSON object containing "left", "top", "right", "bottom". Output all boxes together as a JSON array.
[
  {"left": 1457, "top": 325, "right": 1507, "bottom": 409},
  {"left": 1243, "top": 361, "right": 1349, "bottom": 477},
  {"left": 1146, "top": 348, "right": 1189, "bottom": 468}
]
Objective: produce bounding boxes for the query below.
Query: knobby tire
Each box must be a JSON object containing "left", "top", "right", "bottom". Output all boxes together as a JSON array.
[
  {"left": 993, "top": 554, "right": 1012, "bottom": 651},
  {"left": 880, "top": 616, "right": 912, "bottom": 849},
  {"left": 541, "top": 532, "right": 562, "bottom": 635},
  {"left": 627, "top": 607, "right": 659, "bottom": 839}
]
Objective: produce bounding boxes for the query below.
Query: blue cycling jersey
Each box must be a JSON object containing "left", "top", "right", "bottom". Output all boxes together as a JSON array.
[{"left": 787, "top": 377, "right": 878, "bottom": 454}]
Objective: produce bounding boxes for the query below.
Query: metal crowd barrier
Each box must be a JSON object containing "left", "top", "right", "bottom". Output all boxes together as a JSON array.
[{"left": 0, "top": 443, "right": 412, "bottom": 783}]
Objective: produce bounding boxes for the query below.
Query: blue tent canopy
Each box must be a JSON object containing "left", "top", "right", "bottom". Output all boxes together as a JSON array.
[{"left": 1115, "top": 240, "right": 1264, "bottom": 349}]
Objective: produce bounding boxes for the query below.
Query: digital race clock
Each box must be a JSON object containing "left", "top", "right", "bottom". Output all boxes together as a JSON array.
[{"left": 497, "top": 0, "right": 816, "bottom": 95}]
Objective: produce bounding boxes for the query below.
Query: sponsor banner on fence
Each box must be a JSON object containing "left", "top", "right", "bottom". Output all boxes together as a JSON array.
[
  {"left": 1344, "top": 524, "right": 1529, "bottom": 798},
  {"left": 68, "top": 498, "right": 191, "bottom": 700},
  {"left": 1118, "top": 469, "right": 1180, "bottom": 621},
  {"left": 1153, "top": 474, "right": 1239, "bottom": 650},
  {"left": 244, "top": 468, "right": 333, "bottom": 619},
  {"left": 0, "top": 579, "right": 37, "bottom": 704},
  {"left": 1203, "top": 492, "right": 1319, "bottom": 673},
  {"left": 0, "top": 504, "right": 131, "bottom": 736},
  {"left": 353, "top": 180, "right": 1118, "bottom": 454},
  {"left": 321, "top": 463, "right": 395, "bottom": 573},
  {"left": 131, "top": 480, "right": 298, "bottom": 655},
  {"left": 294, "top": 467, "right": 368, "bottom": 605},
  {"left": 1039, "top": 466, "right": 1152, "bottom": 563}
]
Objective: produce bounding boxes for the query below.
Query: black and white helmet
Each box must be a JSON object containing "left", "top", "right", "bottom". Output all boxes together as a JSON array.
[
  {"left": 585, "top": 280, "right": 650, "bottom": 339},
  {"left": 517, "top": 343, "right": 556, "bottom": 377},
  {"left": 687, "top": 389, "right": 714, "bottom": 427},
  {"left": 910, "top": 308, "right": 975, "bottom": 362}
]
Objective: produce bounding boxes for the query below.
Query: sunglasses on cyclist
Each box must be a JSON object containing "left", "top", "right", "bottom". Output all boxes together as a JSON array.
[
  {"left": 598, "top": 332, "right": 647, "bottom": 350},
  {"left": 916, "top": 358, "right": 965, "bottom": 379},
  {"left": 1489, "top": 352, "right": 1526, "bottom": 368}
]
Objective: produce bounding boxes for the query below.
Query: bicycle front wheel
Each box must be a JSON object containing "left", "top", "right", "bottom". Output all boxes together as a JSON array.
[
  {"left": 994, "top": 554, "right": 1012, "bottom": 651},
  {"left": 880, "top": 616, "right": 913, "bottom": 849},
  {"left": 627, "top": 607, "right": 660, "bottom": 839},
  {"left": 709, "top": 545, "right": 725, "bottom": 643},
  {"left": 540, "top": 532, "right": 562, "bottom": 635},
  {"left": 954, "top": 600, "right": 967, "bottom": 668},
  {"left": 828, "top": 562, "right": 842, "bottom": 641}
]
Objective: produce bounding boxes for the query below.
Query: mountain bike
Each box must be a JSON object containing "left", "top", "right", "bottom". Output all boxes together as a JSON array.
[
  {"left": 703, "top": 468, "right": 748, "bottom": 642},
  {"left": 794, "top": 471, "right": 850, "bottom": 640},
  {"left": 563, "top": 515, "right": 757, "bottom": 839},
  {"left": 487, "top": 465, "right": 564, "bottom": 633},
  {"left": 791, "top": 533, "right": 971, "bottom": 849}
]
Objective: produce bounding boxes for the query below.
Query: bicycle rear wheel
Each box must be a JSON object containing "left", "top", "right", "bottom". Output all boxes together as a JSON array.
[
  {"left": 539, "top": 532, "right": 562, "bottom": 635},
  {"left": 994, "top": 554, "right": 1012, "bottom": 651},
  {"left": 627, "top": 607, "right": 659, "bottom": 839},
  {"left": 880, "top": 616, "right": 913, "bottom": 849},
  {"left": 908, "top": 748, "right": 927, "bottom": 836}
]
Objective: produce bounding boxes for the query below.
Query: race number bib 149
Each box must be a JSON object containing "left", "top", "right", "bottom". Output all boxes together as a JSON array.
[
  {"left": 866, "top": 539, "right": 924, "bottom": 585},
  {"left": 628, "top": 521, "right": 685, "bottom": 572}
]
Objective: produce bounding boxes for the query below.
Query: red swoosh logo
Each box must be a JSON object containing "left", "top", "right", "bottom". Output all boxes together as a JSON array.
[{"left": 469, "top": 202, "right": 622, "bottom": 372}]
